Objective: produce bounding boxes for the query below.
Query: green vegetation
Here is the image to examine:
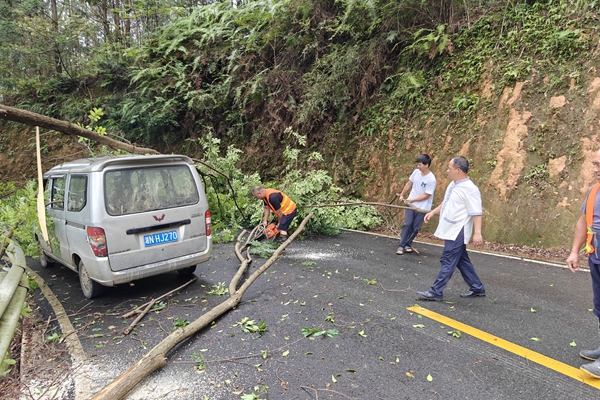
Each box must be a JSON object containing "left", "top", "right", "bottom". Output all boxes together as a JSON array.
[{"left": 2, "top": 0, "right": 600, "bottom": 247}]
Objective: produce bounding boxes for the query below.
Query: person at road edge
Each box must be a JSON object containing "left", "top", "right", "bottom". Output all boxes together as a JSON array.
[
  {"left": 567, "top": 148, "right": 600, "bottom": 378},
  {"left": 252, "top": 186, "right": 297, "bottom": 242},
  {"left": 396, "top": 154, "right": 437, "bottom": 255},
  {"left": 416, "top": 156, "right": 486, "bottom": 301}
]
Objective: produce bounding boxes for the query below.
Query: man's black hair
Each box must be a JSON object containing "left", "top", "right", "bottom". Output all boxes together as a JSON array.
[{"left": 416, "top": 154, "right": 432, "bottom": 167}]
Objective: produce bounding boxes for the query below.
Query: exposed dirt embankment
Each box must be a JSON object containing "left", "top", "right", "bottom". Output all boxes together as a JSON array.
[
  {"left": 354, "top": 70, "right": 600, "bottom": 249},
  {"left": 0, "top": 128, "right": 84, "bottom": 183}
]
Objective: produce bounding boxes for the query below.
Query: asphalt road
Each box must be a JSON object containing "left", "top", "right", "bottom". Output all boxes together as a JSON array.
[{"left": 27, "top": 230, "right": 600, "bottom": 400}]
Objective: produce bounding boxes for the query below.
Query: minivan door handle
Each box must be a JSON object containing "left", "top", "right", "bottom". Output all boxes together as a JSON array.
[{"left": 126, "top": 219, "right": 191, "bottom": 235}]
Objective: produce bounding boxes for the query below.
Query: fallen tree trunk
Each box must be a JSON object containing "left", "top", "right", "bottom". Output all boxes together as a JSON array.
[
  {"left": 0, "top": 104, "right": 159, "bottom": 155},
  {"left": 91, "top": 213, "right": 313, "bottom": 400},
  {"left": 308, "top": 200, "right": 429, "bottom": 213}
]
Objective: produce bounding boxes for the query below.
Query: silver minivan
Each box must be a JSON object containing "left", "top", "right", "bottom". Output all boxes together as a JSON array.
[{"left": 36, "top": 155, "right": 212, "bottom": 298}]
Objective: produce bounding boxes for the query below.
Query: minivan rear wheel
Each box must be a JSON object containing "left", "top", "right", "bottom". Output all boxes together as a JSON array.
[
  {"left": 79, "top": 260, "right": 104, "bottom": 299},
  {"left": 177, "top": 265, "right": 196, "bottom": 278},
  {"left": 39, "top": 245, "right": 54, "bottom": 268}
]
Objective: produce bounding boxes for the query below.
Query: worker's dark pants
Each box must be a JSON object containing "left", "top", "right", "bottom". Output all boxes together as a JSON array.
[
  {"left": 589, "top": 254, "right": 600, "bottom": 319},
  {"left": 278, "top": 209, "right": 297, "bottom": 234},
  {"left": 429, "top": 228, "right": 485, "bottom": 297},
  {"left": 398, "top": 209, "right": 425, "bottom": 249}
]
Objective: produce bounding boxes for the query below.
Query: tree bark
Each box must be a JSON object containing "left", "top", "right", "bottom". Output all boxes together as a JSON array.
[
  {"left": 0, "top": 104, "right": 159, "bottom": 155},
  {"left": 91, "top": 213, "right": 313, "bottom": 400}
]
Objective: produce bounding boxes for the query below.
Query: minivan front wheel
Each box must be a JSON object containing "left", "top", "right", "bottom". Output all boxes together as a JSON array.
[
  {"left": 78, "top": 260, "right": 104, "bottom": 299},
  {"left": 39, "top": 245, "right": 54, "bottom": 268}
]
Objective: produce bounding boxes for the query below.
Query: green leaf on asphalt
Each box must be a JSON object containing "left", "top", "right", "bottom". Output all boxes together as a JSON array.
[
  {"left": 413, "top": 324, "right": 425, "bottom": 328},
  {"left": 332, "top": 375, "right": 337, "bottom": 383},
  {"left": 282, "top": 350, "right": 290, "bottom": 357},
  {"left": 570, "top": 341, "right": 577, "bottom": 347},
  {"left": 427, "top": 374, "right": 433, "bottom": 382},
  {"left": 406, "top": 372, "right": 414, "bottom": 378},
  {"left": 379, "top": 356, "right": 384, "bottom": 361},
  {"left": 447, "top": 329, "right": 461, "bottom": 338},
  {"left": 530, "top": 308, "right": 536, "bottom": 313},
  {"left": 261, "top": 350, "right": 267, "bottom": 359},
  {"left": 531, "top": 337, "right": 541, "bottom": 342},
  {"left": 358, "top": 330, "right": 367, "bottom": 337}
]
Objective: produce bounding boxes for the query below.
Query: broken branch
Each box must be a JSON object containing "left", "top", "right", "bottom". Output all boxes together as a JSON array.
[
  {"left": 0, "top": 104, "right": 159, "bottom": 155},
  {"left": 124, "top": 299, "right": 156, "bottom": 335},
  {"left": 91, "top": 213, "right": 313, "bottom": 400},
  {"left": 120, "top": 277, "right": 196, "bottom": 319}
]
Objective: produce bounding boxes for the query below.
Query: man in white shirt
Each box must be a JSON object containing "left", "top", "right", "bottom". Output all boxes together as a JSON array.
[
  {"left": 416, "top": 156, "right": 485, "bottom": 301},
  {"left": 396, "top": 154, "right": 437, "bottom": 254}
]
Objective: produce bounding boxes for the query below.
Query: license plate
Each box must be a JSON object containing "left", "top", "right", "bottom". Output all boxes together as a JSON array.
[{"left": 144, "top": 230, "right": 178, "bottom": 247}]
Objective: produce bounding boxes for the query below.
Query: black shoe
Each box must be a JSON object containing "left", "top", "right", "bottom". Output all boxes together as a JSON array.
[
  {"left": 460, "top": 290, "right": 486, "bottom": 298},
  {"left": 416, "top": 290, "right": 442, "bottom": 302}
]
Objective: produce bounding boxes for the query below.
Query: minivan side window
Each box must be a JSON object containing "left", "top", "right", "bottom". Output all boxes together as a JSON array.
[
  {"left": 68, "top": 175, "right": 88, "bottom": 212},
  {"left": 50, "top": 176, "right": 66, "bottom": 210},
  {"left": 104, "top": 165, "right": 200, "bottom": 216}
]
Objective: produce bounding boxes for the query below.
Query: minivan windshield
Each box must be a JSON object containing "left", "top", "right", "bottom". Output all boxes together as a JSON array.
[{"left": 104, "top": 165, "right": 200, "bottom": 216}]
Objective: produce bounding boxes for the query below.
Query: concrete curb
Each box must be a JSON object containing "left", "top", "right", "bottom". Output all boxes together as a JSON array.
[{"left": 25, "top": 266, "right": 92, "bottom": 399}]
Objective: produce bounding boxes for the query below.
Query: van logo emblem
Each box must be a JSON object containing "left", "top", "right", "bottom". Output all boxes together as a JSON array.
[{"left": 153, "top": 214, "right": 165, "bottom": 222}]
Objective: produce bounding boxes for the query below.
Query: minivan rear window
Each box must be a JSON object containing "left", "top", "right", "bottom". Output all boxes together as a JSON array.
[{"left": 104, "top": 165, "right": 200, "bottom": 216}]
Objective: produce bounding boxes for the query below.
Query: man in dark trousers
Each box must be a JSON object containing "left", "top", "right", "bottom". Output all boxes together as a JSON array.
[
  {"left": 416, "top": 156, "right": 486, "bottom": 301},
  {"left": 396, "top": 154, "right": 437, "bottom": 255},
  {"left": 567, "top": 148, "right": 600, "bottom": 378},
  {"left": 252, "top": 186, "right": 297, "bottom": 241}
]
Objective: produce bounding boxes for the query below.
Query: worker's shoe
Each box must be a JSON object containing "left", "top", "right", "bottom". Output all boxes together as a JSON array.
[
  {"left": 581, "top": 359, "right": 600, "bottom": 378},
  {"left": 275, "top": 234, "right": 288, "bottom": 244},
  {"left": 416, "top": 290, "right": 442, "bottom": 302},
  {"left": 404, "top": 246, "right": 413, "bottom": 253},
  {"left": 580, "top": 345, "right": 600, "bottom": 361},
  {"left": 460, "top": 290, "right": 486, "bottom": 298}
]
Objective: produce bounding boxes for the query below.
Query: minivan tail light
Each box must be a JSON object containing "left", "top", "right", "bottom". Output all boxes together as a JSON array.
[
  {"left": 87, "top": 227, "right": 108, "bottom": 257},
  {"left": 205, "top": 210, "right": 211, "bottom": 236}
]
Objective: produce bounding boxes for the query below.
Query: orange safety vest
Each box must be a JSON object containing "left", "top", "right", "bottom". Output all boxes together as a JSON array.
[
  {"left": 585, "top": 183, "right": 600, "bottom": 254},
  {"left": 264, "top": 189, "right": 296, "bottom": 215}
]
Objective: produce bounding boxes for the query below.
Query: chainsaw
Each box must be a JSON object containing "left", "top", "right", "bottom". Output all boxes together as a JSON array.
[{"left": 263, "top": 222, "right": 280, "bottom": 239}]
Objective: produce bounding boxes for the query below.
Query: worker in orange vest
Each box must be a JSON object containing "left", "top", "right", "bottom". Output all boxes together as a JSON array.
[
  {"left": 567, "top": 148, "right": 600, "bottom": 378},
  {"left": 252, "top": 186, "right": 297, "bottom": 241}
]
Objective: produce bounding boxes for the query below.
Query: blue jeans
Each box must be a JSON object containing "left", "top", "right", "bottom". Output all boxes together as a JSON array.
[
  {"left": 429, "top": 228, "right": 485, "bottom": 297},
  {"left": 398, "top": 209, "right": 425, "bottom": 248}
]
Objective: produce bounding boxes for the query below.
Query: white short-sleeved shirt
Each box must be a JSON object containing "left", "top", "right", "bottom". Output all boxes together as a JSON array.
[
  {"left": 434, "top": 177, "right": 482, "bottom": 243},
  {"left": 408, "top": 169, "right": 437, "bottom": 211}
]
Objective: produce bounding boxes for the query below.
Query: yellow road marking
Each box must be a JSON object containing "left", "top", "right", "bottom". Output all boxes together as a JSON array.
[{"left": 407, "top": 305, "right": 600, "bottom": 389}]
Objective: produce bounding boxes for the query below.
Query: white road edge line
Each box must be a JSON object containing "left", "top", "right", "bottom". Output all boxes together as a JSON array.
[{"left": 341, "top": 228, "right": 590, "bottom": 272}]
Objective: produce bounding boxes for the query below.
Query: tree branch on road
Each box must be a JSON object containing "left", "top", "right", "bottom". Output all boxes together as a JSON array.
[{"left": 91, "top": 213, "right": 313, "bottom": 400}]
